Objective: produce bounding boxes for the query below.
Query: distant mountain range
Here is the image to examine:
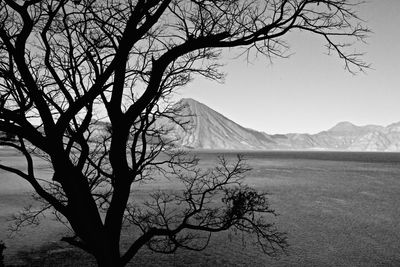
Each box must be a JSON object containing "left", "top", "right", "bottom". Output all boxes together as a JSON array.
[
  {"left": 7, "top": 98, "right": 396, "bottom": 152},
  {"left": 167, "top": 98, "right": 400, "bottom": 151}
]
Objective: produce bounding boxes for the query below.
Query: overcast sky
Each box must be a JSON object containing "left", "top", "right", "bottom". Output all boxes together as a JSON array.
[{"left": 176, "top": 0, "right": 400, "bottom": 134}]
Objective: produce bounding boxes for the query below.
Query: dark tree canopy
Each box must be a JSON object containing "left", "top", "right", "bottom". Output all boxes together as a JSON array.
[{"left": 0, "top": 0, "right": 368, "bottom": 266}]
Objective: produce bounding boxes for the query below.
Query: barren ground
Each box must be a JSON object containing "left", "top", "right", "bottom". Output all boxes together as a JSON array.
[{"left": 1, "top": 150, "right": 400, "bottom": 266}]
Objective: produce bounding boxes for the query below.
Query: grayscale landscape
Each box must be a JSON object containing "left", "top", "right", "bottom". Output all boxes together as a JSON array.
[
  {"left": 0, "top": 1, "right": 399, "bottom": 266},
  {"left": 1, "top": 100, "right": 400, "bottom": 265}
]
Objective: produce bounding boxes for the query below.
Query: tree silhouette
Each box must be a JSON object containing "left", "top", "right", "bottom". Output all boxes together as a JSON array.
[
  {"left": 0, "top": 241, "right": 5, "bottom": 267},
  {"left": 0, "top": 0, "right": 368, "bottom": 266}
]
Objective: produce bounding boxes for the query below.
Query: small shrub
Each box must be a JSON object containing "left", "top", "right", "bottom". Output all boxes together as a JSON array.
[{"left": 0, "top": 240, "right": 5, "bottom": 267}]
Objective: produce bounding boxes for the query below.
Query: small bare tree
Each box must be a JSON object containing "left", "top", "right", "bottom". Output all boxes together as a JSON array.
[{"left": 0, "top": 0, "right": 369, "bottom": 266}]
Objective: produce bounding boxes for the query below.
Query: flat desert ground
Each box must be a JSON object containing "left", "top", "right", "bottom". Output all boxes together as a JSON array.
[{"left": 1, "top": 150, "right": 400, "bottom": 266}]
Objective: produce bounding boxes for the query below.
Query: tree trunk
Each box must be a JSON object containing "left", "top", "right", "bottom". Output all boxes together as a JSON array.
[
  {"left": 55, "top": 165, "right": 119, "bottom": 266},
  {"left": 95, "top": 249, "right": 121, "bottom": 267}
]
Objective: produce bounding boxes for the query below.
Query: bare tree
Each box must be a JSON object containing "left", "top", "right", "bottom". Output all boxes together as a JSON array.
[{"left": 0, "top": 0, "right": 369, "bottom": 266}]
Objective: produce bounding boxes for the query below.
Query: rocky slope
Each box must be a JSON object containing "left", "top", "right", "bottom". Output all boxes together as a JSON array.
[
  {"left": 168, "top": 98, "right": 400, "bottom": 151},
  {"left": 168, "top": 98, "right": 276, "bottom": 149}
]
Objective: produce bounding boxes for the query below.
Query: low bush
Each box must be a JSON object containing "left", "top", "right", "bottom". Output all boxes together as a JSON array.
[{"left": 0, "top": 240, "right": 5, "bottom": 267}]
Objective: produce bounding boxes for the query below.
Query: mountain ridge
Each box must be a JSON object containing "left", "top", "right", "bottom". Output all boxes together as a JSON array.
[{"left": 170, "top": 98, "right": 400, "bottom": 151}]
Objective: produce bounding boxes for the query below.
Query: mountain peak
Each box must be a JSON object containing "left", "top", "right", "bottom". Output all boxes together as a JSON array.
[
  {"left": 170, "top": 98, "right": 275, "bottom": 149},
  {"left": 178, "top": 98, "right": 201, "bottom": 106},
  {"left": 387, "top": 121, "right": 400, "bottom": 128},
  {"left": 176, "top": 98, "right": 208, "bottom": 113},
  {"left": 328, "top": 121, "right": 358, "bottom": 132}
]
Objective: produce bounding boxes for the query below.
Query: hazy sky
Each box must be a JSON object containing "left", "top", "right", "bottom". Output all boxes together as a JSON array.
[{"left": 176, "top": 1, "right": 400, "bottom": 134}]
